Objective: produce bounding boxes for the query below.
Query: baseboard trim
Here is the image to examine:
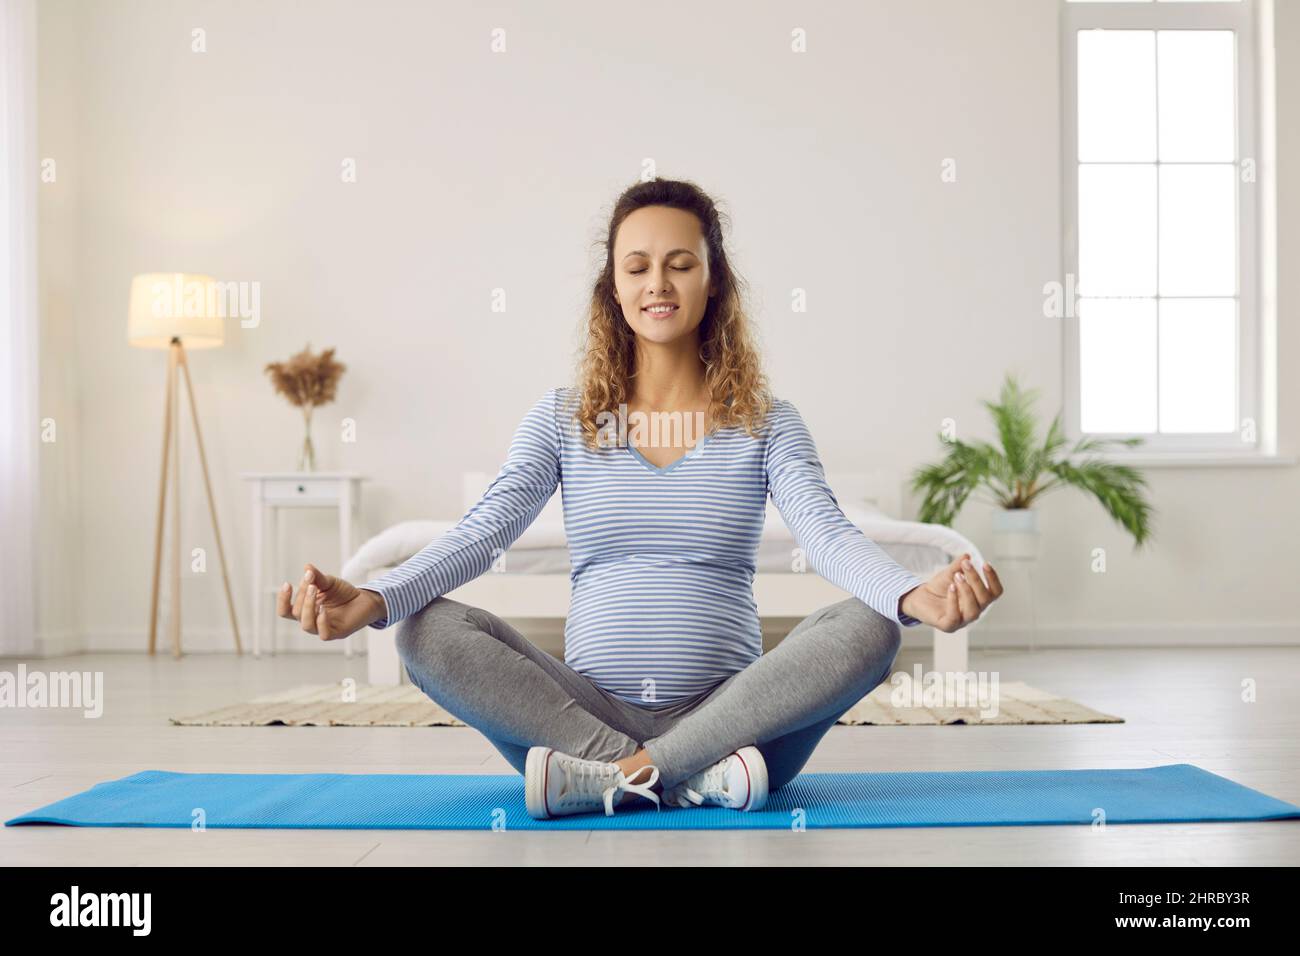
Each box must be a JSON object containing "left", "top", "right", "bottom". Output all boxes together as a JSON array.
[
  {"left": 46, "top": 619, "right": 1300, "bottom": 656},
  {"left": 12, "top": 629, "right": 85, "bottom": 658},
  {"left": 947, "top": 622, "right": 1300, "bottom": 648}
]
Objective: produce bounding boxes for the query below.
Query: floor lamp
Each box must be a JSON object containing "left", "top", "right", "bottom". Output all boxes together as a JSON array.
[{"left": 128, "top": 273, "right": 243, "bottom": 657}]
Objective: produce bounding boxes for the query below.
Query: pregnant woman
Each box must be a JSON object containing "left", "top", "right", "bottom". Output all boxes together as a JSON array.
[{"left": 277, "top": 177, "right": 1003, "bottom": 819}]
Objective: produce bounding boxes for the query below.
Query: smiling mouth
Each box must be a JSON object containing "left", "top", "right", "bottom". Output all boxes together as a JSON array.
[{"left": 642, "top": 305, "right": 679, "bottom": 317}]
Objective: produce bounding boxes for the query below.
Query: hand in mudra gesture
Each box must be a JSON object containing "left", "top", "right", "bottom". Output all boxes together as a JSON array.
[
  {"left": 277, "top": 563, "right": 387, "bottom": 641},
  {"left": 899, "top": 553, "right": 1003, "bottom": 633}
]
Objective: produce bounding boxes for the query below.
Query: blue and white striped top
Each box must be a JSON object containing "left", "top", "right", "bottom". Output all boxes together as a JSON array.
[{"left": 362, "top": 386, "right": 924, "bottom": 708}]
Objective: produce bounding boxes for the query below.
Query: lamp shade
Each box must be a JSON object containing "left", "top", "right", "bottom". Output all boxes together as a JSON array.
[{"left": 127, "top": 273, "right": 225, "bottom": 349}]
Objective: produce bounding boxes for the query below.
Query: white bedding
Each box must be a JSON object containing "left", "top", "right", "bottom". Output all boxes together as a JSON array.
[{"left": 341, "top": 497, "right": 984, "bottom": 585}]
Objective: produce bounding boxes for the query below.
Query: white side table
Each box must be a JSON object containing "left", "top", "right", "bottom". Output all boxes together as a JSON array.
[{"left": 242, "top": 472, "right": 365, "bottom": 657}]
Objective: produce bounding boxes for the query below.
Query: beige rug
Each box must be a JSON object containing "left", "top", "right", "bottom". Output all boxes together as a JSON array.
[{"left": 170, "top": 680, "right": 1123, "bottom": 727}]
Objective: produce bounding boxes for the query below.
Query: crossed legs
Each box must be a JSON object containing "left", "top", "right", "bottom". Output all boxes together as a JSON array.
[{"left": 395, "top": 594, "right": 902, "bottom": 797}]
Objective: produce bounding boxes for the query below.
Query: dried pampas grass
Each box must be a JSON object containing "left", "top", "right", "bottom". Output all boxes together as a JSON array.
[
  {"left": 264, "top": 344, "right": 347, "bottom": 471},
  {"left": 264, "top": 344, "right": 346, "bottom": 411}
]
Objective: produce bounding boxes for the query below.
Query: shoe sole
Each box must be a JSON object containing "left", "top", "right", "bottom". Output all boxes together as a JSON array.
[
  {"left": 524, "top": 746, "right": 553, "bottom": 819},
  {"left": 734, "top": 746, "right": 769, "bottom": 811}
]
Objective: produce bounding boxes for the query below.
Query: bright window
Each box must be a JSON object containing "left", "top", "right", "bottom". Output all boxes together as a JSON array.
[{"left": 1062, "top": 0, "right": 1267, "bottom": 453}]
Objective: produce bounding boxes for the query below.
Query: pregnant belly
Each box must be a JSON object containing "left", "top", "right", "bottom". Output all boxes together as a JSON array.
[{"left": 563, "top": 558, "right": 762, "bottom": 704}]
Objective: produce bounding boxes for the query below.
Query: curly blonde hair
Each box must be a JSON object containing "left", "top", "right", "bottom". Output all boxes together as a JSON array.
[{"left": 569, "top": 177, "right": 774, "bottom": 451}]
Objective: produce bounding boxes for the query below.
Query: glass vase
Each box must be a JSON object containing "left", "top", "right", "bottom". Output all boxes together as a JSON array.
[{"left": 298, "top": 410, "right": 316, "bottom": 472}]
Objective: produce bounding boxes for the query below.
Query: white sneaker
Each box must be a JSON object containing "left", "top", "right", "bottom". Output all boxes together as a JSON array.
[
  {"left": 662, "top": 745, "right": 769, "bottom": 811},
  {"left": 524, "top": 746, "right": 662, "bottom": 819}
]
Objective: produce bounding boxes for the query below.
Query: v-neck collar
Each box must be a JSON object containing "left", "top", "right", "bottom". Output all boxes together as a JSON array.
[
  {"left": 626, "top": 429, "right": 714, "bottom": 475},
  {"left": 619, "top": 394, "right": 732, "bottom": 476}
]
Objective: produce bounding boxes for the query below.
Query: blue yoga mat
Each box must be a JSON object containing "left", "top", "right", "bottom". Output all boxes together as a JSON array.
[{"left": 6, "top": 764, "right": 1298, "bottom": 831}]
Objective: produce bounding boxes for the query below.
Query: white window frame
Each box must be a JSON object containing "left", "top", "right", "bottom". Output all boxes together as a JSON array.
[{"left": 1061, "top": 0, "right": 1277, "bottom": 461}]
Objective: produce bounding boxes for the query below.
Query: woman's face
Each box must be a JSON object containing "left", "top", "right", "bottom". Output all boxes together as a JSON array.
[{"left": 613, "top": 205, "right": 715, "bottom": 347}]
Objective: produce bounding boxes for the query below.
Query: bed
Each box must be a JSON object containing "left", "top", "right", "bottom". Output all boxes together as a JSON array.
[{"left": 343, "top": 470, "right": 983, "bottom": 685}]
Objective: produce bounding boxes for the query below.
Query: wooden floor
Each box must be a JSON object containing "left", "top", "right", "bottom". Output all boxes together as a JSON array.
[{"left": 2, "top": 646, "right": 1298, "bottom": 866}]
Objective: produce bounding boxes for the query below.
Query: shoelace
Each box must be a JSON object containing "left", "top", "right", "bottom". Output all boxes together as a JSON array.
[
  {"left": 565, "top": 760, "right": 662, "bottom": 816},
  {"left": 673, "top": 758, "right": 731, "bottom": 807}
]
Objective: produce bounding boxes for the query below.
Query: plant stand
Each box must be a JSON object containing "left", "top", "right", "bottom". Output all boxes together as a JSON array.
[{"left": 991, "top": 508, "right": 1039, "bottom": 653}]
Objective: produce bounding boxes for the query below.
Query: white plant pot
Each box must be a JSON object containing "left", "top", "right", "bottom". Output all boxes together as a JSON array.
[{"left": 991, "top": 507, "right": 1039, "bottom": 561}]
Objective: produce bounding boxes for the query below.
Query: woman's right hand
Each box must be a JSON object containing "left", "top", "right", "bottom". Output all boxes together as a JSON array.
[{"left": 277, "top": 563, "right": 388, "bottom": 641}]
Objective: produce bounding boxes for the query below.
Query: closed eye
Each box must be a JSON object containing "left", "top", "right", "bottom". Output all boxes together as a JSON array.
[{"left": 629, "top": 266, "right": 692, "bottom": 274}]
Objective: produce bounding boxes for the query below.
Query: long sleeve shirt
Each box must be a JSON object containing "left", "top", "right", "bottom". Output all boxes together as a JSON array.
[{"left": 361, "top": 386, "right": 925, "bottom": 707}]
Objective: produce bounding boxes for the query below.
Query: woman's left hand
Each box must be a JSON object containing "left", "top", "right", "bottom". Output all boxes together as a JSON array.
[{"left": 899, "top": 553, "right": 1003, "bottom": 633}]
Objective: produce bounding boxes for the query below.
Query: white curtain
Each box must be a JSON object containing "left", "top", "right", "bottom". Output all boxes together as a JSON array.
[{"left": 0, "top": 0, "right": 38, "bottom": 657}]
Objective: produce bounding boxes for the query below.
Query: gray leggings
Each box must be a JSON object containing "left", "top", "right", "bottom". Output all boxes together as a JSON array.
[{"left": 394, "top": 594, "right": 902, "bottom": 792}]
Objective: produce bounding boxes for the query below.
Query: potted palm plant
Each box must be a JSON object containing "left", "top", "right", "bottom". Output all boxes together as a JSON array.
[{"left": 910, "top": 373, "right": 1154, "bottom": 561}]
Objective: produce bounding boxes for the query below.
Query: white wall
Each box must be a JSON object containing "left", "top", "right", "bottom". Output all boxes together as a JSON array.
[{"left": 34, "top": 0, "right": 1298, "bottom": 654}]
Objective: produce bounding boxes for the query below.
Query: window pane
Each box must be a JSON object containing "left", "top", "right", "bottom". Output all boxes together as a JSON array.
[
  {"left": 1078, "top": 30, "right": 1156, "bottom": 161},
  {"left": 1079, "top": 164, "right": 1157, "bottom": 297},
  {"left": 1079, "top": 298, "right": 1157, "bottom": 433},
  {"left": 1158, "top": 298, "right": 1237, "bottom": 433},
  {"left": 1159, "top": 163, "right": 1237, "bottom": 296},
  {"left": 1158, "top": 31, "right": 1235, "bottom": 162}
]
